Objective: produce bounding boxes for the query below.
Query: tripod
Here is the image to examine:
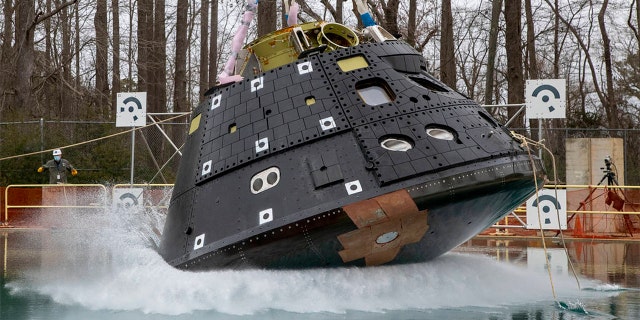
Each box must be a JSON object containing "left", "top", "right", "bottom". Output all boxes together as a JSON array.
[
  {"left": 563, "top": 156, "right": 634, "bottom": 237},
  {"left": 599, "top": 156, "right": 619, "bottom": 187}
]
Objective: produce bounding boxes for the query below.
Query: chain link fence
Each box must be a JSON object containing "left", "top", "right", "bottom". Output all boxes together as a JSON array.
[
  {"left": 0, "top": 115, "right": 189, "bottom": 185},
  {"left": 527, "top": 127, "right": 640, "bottom": 186}
]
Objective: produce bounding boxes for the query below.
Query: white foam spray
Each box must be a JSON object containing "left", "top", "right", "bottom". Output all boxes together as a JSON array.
[{"left": 6, "top": 193, "right": 614, "bottom": 316}]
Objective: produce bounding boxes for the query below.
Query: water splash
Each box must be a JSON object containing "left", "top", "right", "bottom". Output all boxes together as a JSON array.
[
  {"left": 5, "top": 201, "right": 619, "bottom": 316},
  {"left": 581, "top": 283, "right": 625, "bottom": 292},
  {"left": 556, "top": 300, "right": 589, "bottom": 315}
]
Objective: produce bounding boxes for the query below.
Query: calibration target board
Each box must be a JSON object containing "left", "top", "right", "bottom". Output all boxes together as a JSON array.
[
  {"left": 116, "top": 92, "right": 147, "bottom": 127},
  {"left": 525, "top": 189, "right": 567, "bottom": 230},
  {"left": 525, "top": 79, "right": 566, "bottom": 119},
  {"left": 113, "top": 188, "right": 144, "bottom": 210}
]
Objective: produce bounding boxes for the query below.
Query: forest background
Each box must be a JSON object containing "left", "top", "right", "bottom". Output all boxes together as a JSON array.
[{"left": 0, "top": 0, "right": 639, "bottom": 185}]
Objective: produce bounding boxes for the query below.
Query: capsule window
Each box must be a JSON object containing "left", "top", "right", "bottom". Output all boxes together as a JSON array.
[
  {"left": 426, "top": 126, "right": 456, "bottom": 141},
  {"left": 356, "top": 79, "right": 395, "bottom": 106},
  {"left": 379, "top": 135, "right": 414, "bottom": 152},
  {"left": 250, "top": 167, "right": 281, "bottom": 194}
]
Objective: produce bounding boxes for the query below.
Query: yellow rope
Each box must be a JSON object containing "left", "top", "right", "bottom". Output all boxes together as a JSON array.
[
  {"left": 513, "top": 132, "right": 558, "bottom": 301},
  {"left": 0, "top": 113, "right": 190, "bottom": 162},
  {"left": 512, "top": 132, "right": 583, "bottom": 301},
  {"left": 534, "top": 138, "right": 582, "bottom": 291}
]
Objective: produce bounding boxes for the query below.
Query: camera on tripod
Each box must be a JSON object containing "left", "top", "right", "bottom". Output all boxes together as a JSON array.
[{"left": 601, "top": 155, "right": 613, "bottom": 173}]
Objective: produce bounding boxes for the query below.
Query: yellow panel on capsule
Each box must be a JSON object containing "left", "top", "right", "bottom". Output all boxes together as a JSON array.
[
  {"left": 337, "top": 55, "right": 369, "bottom": 72},
  {"left": 189, "top": 114, "right": 201, "bottom": 135}
]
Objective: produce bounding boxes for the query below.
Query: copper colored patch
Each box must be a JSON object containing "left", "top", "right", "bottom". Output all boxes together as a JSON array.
[
  {"left": 338, "top": 189, "right": 428, "bottom": 266},
  {"left": 342, "top": 198, "right": 388, "bottom": 228}
]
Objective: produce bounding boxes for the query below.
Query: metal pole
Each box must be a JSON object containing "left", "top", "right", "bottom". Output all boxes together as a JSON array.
[
  {"left": 3, "top": 232, "right": 7, "bottom": 278},
  {"left": 40, "top": 118, "right": 44, "bottom": 164},
  {"left": 539, "top": 119, "right": 542, "bottom": 159},
  {"left": 130, "top": 128, "right": 135, "bottom": 185}
]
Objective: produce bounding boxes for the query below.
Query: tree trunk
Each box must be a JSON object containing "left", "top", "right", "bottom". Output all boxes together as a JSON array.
[
  {"left": 598, "top": 0, "right": 618, "bottom": 128},
  {"left": 504, "top": 0, "right": 525, "bottom": 129},
  {"left": 75, "top": 1, "right": 80, "bottom": 88},
  {"left": 524, "top": 0, "right": 539, "bottom": 79},
  {"left": 199, "top": 0, "right": 208, "bottom": 97},
  {"left": 152, "top": 0, "right": 167, "bottom": 113},
  {"left": 44, "top": 0, "right": 52, "bottom": 61},
  {"left": 171, "top": 0, "right": 190, "bottom": 172},
  {"left": 208, "top": 0, "right": 218, "bottom": 88},
  {"left": 258, "top": 0, "right": 277, "bottom": 37},
  {"left": 112, "top": 0, "right": 121, "bottom": 99},
  {"left": 439, "top": 0, "right": 456, "bottom": 89},
  {"left": 383, "top": 0, "right": 400, "bottom": 37},
  {"left": 14, "top": 0, "right": 37, "bottom": 117},
  {"left": 138, "top": 0, "right": 153, "bottom": 91},
  {"left": 484, "top": 0, "right": 501, "bottom": 106},
  {"left": 59, "top": 2, "right": 72, "bottom": 117},
  {"left": 637, "top": 0, "right": 640, "bottom": 55},
  {"left": 336, "top": 0, "right": 343, "bottom": 24},
  {"left": 407, "top": 0, "right": 417, "bottom": 47},
  {"left": 524, "top": 0, "right": 539, "bottom": 140},
  {"left": 1, "top": 0, "right": 12, "bottom": 64},
  {"left": 1, "top": 0, "right": 14, "bottom": 111},
  {"left": 553, "top": 0, "right": 559, "bottom": 78},
  {"left": 175, "top": 0, "right": 188, "bottom": 113},
  {"left": 95, "top": 0, "right": 109, "bottom": 115}
]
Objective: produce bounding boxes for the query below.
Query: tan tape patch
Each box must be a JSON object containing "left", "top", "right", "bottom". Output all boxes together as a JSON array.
[{"left": 338, "top": 190, "right": 428, "bottom": 266}]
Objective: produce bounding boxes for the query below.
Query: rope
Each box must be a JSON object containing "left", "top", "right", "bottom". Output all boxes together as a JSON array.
[
  {"left": 0, "top": 113, "right": 190, "bottom": 162},
  {"left": 513, "top": 133, "right": 558, "bottom": 301},
  {"left": 512, "top": 132, "right": 583, "bottom": 302},
  {"left": 533, "top": 137, "right": 582, "bottom": 291}
]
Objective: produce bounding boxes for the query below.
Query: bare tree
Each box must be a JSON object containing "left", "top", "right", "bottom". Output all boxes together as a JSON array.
[
  {"left": 524, "top": 0, "right": 539, "bottom": 139},
  {"left": 59, "top": 1, "right": 74, "bottom": 115},
  {"left": 598, "top": 0, "right": 618, "bottom": 128},
  {"left": 504, "top": 0, "right": 525, "bottom": 129},
  {"left": 112, "top": 0, "right": 121, "bottom": 99},
  {"left": 258, "top": 0, "right": 277, "bottom": 37},
  {"left": 632, "top": 0, "right": 640, "bottom": 52},
  {"left": 95, "top": 0, "right": 110, "bottom": 114},
  {"left": 484, "top": 0, "right": 501, "bottom": 106},
  {"left": 335, "top": 0, "right": 344, "bottom": 24},
  {"left": 138, "top": 0, "right": 153, "bottom": 91},
  {"left": 174, "top": 0, "right": 188, "bottom": 113},
  {"left": 524, "top": 0, "right": 539, "bottom": 79},
  {"left": 152, "top": 0, "right": 167, "bottom": 113},
  {"left": 13, "top": 0, "right": 77, "bottom": 117},
  {"left": 73, "top": 1, "right": 84, "bottom": 116},
  {"left": 407, "top": 0, "right": 417, "bottom": 47},
  {"left": 208, "top": 0, "right": 218, "bottom": 88},
  {"left": 552, "top": 0, "right": 560, "bottom": 78},
  {"left": 544, "top": 0, "right": 619, "bottom": 128},
  {"left": 14, "top": 0, "right": 38, "bottom": 116},
  {"left": 367, "top": 0, "right": 400, "bottom": 36},
  {"left": 199, "top": 0, "right": 208, "bottom": 97},
  {"left": 1, "top": 0, "right": 12, "bottom": 65},
  {"left": 439, "top": 0, "right": 456, "bottom": 89}
]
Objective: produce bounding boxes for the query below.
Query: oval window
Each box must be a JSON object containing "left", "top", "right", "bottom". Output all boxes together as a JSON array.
[
  {"left": 381, "top": 138, "right": 413, "bottom": 151},
  {"left": 250, "top": 167, "right": 281, "bottom": 194},
  {"left": 426, "top": 127, "right": 455, "bottom": 141}
]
